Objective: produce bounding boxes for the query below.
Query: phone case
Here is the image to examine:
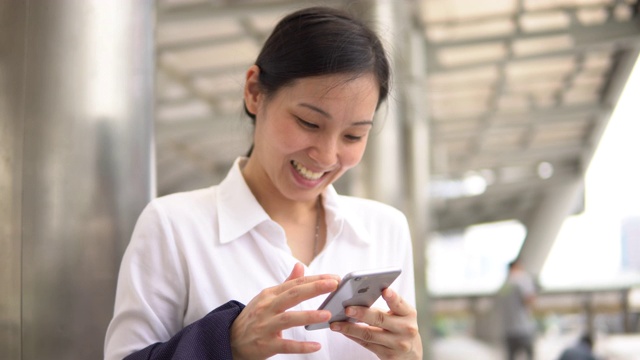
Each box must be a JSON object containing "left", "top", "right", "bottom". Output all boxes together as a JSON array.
[{"left": 305, "top": 267, "right": 401, "bottom": 330}]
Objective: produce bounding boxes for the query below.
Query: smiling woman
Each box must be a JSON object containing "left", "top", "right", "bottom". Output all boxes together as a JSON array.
[
  {"left": 104, "top": 6, "right": 422, "bottom": 360},
  {"left": 242, "top": 71, "right": 379, "bottom": 265},
  {"left": 243, "top": 71, "right": 378, "bottom": 203}
]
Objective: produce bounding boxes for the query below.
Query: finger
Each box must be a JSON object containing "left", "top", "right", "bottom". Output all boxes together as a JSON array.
[
  {"left": 342, "top": 333, "right": 391, "bottom": 357},
  {"left": 343, "top": 306, "right": 393, "bottom": 331},
  {"left": 271, "top": 278, "right": 339, "bottom": 312},
  {"left": 331, "top": 289, "right": 411, "bottom": 331},
  {"left": 270, "top": 309, "right": 333, "bottom": 331},
  {"left": 285, "top": 262, "right": 305, "bottom": 282},
  {"left": 382, "top": 288, "right": 413, "bottom": 317},
  {"left": 341, "top": 299, "right": 417, "bottom": 334},
  {"left": 343, "top": 329, "right": 417, "bottom": 357},
  {"left": 332, "top": 321, "right": 412, "bottom": 355},
  {"left": 331, "top": 321, "right": 389, "bottom": 347},
  {"left": 274, "top": 338, "right": 323, "bottom": 355},
  {"left": 275, "top": 273, "right": 339, "bottom": 296}
]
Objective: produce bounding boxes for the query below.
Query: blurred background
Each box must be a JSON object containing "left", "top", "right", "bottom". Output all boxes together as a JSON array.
[{"left": 1, "top": 0, "right": 639, "bottom": 359}]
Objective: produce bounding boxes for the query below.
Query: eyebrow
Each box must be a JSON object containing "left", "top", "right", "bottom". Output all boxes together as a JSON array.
[
  {"left": 298, "top": 103, "right": 374, "bottom": 126},
  {"left": 299, "top": 103, "right": 332, "bottom": 118}
]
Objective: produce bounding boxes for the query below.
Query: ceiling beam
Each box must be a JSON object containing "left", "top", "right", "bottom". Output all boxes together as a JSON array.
[
  {"left": 157, "top": 33, "right": 251, "bottom": 53},
  {"left": 157, "top": 0, "right": 343, "bottom": 23},
  {"left": 424, "top": 12, "right": 640, "bottom": 73}
]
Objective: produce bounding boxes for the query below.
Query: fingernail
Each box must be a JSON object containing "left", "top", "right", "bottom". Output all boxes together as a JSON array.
[
  {"left": 345, "top": 307, "right": 355, "bottom": 316},
  {"left": 330, "top": 323, "right": 341, "bottom": 331},
  {"left": 325, "top": 280, "right": 338, "bottom": 290},
  {"left": 320, "top": 310, "right": 332, "bottom": 320}
]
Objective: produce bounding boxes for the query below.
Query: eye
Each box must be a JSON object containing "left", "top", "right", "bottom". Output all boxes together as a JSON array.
[
  {"left": 345, "top": 134, "right": 364, "bottom": 142},
  {"left": 296, "top": 117, "right": 319, "bottom": 129}
]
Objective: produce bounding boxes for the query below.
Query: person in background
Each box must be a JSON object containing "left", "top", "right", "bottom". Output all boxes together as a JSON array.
[
  {"left": 497, "top": 258, "right": 538, "bottom": 360},
  {"left": 104, "top": 6, "right": 422, "bottom": 360},
  {"left": 558, "top": 333, "right": 601, "bottom": 360}
]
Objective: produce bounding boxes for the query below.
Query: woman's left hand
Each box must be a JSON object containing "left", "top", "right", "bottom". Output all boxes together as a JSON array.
[{"left": 329, "top": 288, "right": 422, "bottom": 360}]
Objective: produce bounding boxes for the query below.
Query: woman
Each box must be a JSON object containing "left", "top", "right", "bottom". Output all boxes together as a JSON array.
[{"left": 105, "top": 6, "right": 422, "bottom": 360}]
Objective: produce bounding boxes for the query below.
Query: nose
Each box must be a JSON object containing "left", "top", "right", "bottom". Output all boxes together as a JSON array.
[{"left": 308, "top": 134, "right": 339, "bottom": 168}]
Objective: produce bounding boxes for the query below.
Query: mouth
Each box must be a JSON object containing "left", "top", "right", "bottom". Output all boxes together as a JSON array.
[{"left": 291, "top": 160, "right": 325, "bottom": 181}]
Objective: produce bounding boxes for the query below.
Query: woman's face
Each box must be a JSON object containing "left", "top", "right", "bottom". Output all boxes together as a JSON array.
[{"left": 244, "top": 67, "right": 380, "bottom": 203}]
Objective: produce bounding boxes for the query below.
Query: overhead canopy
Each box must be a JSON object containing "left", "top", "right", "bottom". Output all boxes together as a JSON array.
[{"left": 153, "top": 0, "right": 640, "bottom": 235}]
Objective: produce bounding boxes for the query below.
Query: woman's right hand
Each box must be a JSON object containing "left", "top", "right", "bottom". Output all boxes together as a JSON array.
[{"left": 230, "top": 263, "right": 339, "bottom": 359}]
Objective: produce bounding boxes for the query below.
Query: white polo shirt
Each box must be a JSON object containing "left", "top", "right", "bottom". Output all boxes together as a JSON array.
[{"left": 105, "top": 157, "right": 416, "bottom": 360}]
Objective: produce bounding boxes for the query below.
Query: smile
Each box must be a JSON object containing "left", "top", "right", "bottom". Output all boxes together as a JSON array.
[{"left": 291, "top": 160, "right": 325, "bottom": 181}]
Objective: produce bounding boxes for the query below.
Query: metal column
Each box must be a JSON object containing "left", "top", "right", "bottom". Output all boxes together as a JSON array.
[
  {"left": 347, "top": 0, "right": 432, "bottom": 357},
  {"left": 404, "top": 28, "right": 432, "bottom": 360},
  {"left": 348, "top": 0, "right": 404, "bottom": 209},
  {"left": 0, "top": 2, "right": 28, "bottom": 358},
  {"left": 519, "top": 176, "right": 585, "bottom": 275},
  {"left": 0, "top": 0, "right": 155, "bottom": 358}
]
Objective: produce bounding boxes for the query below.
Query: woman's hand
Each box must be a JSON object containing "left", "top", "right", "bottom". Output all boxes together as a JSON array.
[
  {"left": 329, "top": 288, "right": 422, "bottom": 359},
  {"left": 230, "top": 263, "right": 339, "bottom": 360}
]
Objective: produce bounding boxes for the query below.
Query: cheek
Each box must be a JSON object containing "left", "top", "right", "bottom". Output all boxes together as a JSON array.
[
  {"left": 261, "top": 118, "right": 307, "bottom": 154},
  {"left": 341, "top": 142, "right": 368, "bottom": 168}
]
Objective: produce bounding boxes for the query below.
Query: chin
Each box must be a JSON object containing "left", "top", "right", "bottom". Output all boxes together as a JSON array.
[{"left": 282, "top": 184, "right": 326, "bottom": 203}]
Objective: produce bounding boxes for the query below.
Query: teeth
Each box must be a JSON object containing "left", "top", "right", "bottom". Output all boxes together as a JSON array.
[{"left": 292, "top": 160, "right": 324, "bottom": 180}]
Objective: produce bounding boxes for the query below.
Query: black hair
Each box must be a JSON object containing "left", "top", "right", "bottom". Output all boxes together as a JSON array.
[{"left": 244, "top": 6, "right": 391, "bottom": 155}]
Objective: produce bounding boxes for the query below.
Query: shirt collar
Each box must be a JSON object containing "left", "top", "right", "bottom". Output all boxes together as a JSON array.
[
  {"left": 217, "top": 157, "right": 371, "bottom": 246},
  {"left": 216, "top": 157, "right": 270, "bottom": 244},
  {"left": 322, "top": 184, "right": 371, "bottom": 246}
]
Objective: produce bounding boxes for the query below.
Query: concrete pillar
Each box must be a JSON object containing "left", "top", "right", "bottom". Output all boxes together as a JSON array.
[
  {"left": 348, "top": 0, "right": 404, "bottom": 209},
  {"left": 0, "top": 0, "right": 155, "bottom": 358},
  {"left": 519, "top": 176, "right": 585, "bottom": 275},
  {"left": 404, "top": 27, "right": 433, "bottom": 360},
  {"left": 347, "top": 0, "right": 433, "bottom": 356}
]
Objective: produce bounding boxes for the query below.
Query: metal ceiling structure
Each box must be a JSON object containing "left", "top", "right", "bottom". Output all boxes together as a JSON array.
[{"left": 154, "top": 0, "right": 640, "bottom": 239}]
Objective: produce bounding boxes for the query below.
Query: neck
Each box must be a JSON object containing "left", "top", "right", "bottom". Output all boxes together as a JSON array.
[
  {"left": 240, "top": 156, "right": 319, "bottom": 222},
  {"left": 241, "top": 157, "right": 326, "bottom": 264}
]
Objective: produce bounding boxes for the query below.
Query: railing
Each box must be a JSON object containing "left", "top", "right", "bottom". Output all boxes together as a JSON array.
[{"left": 429, "top": 286, "right": 640, "bottom": 339}]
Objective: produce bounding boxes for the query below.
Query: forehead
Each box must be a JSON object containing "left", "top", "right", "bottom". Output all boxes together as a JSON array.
[{"left": 278, "top": 73, "right": 380, "bottom": 105}]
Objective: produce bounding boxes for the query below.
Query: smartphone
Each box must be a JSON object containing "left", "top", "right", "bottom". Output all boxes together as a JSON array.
[{"left": 305, "top": 267, "right": 401, "bottom": 330}]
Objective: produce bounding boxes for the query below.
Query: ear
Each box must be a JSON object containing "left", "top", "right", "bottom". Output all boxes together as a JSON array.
[{"left": 244, "top": 65, "right": 262, "bottom": 116}]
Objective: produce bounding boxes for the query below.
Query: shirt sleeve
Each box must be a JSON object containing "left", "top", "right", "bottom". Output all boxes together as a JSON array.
[
  {"left": 104, "top": 201, "right": 243, "bottom": 360},
  {"left": 123, "top": 300, "right": 245, "bottom": 360}
]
